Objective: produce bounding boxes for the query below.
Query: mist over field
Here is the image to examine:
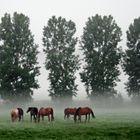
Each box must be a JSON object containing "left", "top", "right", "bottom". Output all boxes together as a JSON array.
[{"left": 0, "top": 99, "right": 140, "bottom": 140}]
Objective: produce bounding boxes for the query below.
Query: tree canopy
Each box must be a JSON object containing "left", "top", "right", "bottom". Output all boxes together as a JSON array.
[
  {"left": 123, "top": 17, "right": 140, "bottom": 100},
  {"left": 43, "top": 16, "right": 79, "bottom": 101},
  {"left": 0, "top": 12, "right": 40, "bottom": 102},
  {"left": 80, "top": 14, "right": 122, "bottom": 99}
]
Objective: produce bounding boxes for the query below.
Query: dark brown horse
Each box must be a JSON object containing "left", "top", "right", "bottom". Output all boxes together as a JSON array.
[
  {"left": 38, "top": 107, "right": 54, "bottom": 122},
  {"left": 74, "top": 107, "right": 95, "bottom": 123},
  {"left": 10, "top": 108, "right": 24, "bottom": 122},
  {"left": 64, "top": 107, "right": 77, "bottom": 120},
  {"left": 26, "top": 107, "right": 38, "bottom": 122}
]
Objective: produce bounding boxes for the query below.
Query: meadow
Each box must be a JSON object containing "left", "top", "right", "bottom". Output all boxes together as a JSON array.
[{"left": 0, "top": 101, "right": 140, "bottom": 140}]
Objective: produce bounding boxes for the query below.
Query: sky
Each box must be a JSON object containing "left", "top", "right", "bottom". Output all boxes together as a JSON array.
[{"left": 0, "top": 0, "right": 140, "bottom": 100}]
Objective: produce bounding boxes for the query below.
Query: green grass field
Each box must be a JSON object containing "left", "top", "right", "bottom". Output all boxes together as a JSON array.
[{"left": 0, "top": 105, "right": 140, "bottom": 140}]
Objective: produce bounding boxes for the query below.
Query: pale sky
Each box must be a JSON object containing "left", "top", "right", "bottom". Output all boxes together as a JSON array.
[{"left": 0, "top": 0, "right": 140, "bottom": 100}]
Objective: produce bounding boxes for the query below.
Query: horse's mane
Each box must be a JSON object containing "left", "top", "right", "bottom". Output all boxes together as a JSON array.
[
  {"left": 74, "top": 107, "right": 81, "bottom": 121},
  {"left": 75, "top": 107, "right": 81, "bottom": 115}
]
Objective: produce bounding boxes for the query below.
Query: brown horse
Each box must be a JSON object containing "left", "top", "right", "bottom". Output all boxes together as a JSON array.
[
  {"left": 10, "top": 108, "right": 24, "bottom": 122},
  {"left": 74, "top": 107, "right": 95, "bottom": 123},
  {"left": 64, "top": 107, "right": 77, "bottom": 120},
  {"left": 38, "top": 107, "right": 54, "bottom": 122}
]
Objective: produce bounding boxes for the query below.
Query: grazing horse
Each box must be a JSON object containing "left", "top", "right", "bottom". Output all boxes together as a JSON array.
[
  {"left": 10, "top": 108, "right": 24, "bottom": 122},
  {"left": 38, "top": 107, "right": 54, "bottom": 122},
  {"left": 74, "top": 107, "right": 95, "bottom": 123},
  {"left": 64, "top": 107, "right": 77, "bottom": 120},
  {"left": 26, "top": 107, "right": 38, "bottom": 122}
]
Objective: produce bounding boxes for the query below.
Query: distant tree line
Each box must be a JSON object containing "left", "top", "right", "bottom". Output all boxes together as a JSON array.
[{"left": 0, "top": 12, "right": 140, "bottom": 103}]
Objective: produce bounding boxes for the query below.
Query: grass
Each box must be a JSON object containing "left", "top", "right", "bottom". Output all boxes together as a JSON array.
[{"left": 0, "top": 106, "right": 140, "bottom": 140}]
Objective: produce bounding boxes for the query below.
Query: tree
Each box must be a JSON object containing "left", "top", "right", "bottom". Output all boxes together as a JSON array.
[
  {"left": 80, "top": 14, "right": 122, "bottom": 100},
  {"left": 43, "top": 16, "right": 79, "bottom": 101},
  {"left": 0, "top": 12, "right": 40, "bottom": 102},
  {"left": 123, "top": 17, "right": 140, "bottom": 101}
]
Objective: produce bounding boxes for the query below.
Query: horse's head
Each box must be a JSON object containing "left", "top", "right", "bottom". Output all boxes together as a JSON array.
[
  {"left": 74, "top": 107, "right": 81, "bottom": 122},
  {"left": 26, "top": 107, "right": 31, "bottom": 113}
]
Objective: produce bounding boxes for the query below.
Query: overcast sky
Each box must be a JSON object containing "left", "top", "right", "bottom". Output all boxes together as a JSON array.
[{"left": 0, "top": 0, "right": 140, "bottom": 100}]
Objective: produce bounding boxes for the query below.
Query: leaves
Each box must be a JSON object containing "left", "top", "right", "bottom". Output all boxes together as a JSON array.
[
  {"left": 0, "top": 12, "right": 40, "bottom": 102},
  {"left": 80, "top": 14, "right": 122, "bottom": 98},
  {"left": 123, "top": 17, "right": 140, "bottom": 98},
  {"left": 43, "top": 16, "right": 79, "bottom": 100}
]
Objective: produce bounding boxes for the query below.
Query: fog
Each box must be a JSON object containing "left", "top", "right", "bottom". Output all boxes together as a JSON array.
[{"left": 0, "top": 97, "right": 139, "bottom": 123}]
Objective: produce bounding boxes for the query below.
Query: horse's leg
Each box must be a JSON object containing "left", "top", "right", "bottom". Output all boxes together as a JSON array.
[
  {"left": 42, "top": 115, "right": 44, "bottom": 121},
  {"left": 85, "top": 114, "right": 87, "bottom": 123},
  {"left": 68, "top": 114, "right": 70, "bottom": 120},
  {"left": 64, "top": 113, "right": 67, "bottom": 120},
  {"left": 22, "top": 115, "right": 23, "bottom": 121},
  {"left": 38, "top": 114, "right": 40, "bottom": 122},
  {"left": 33, "top": 115, "right": 36, "bottom": 122},
  {"left": 34, "top": 115, "right": 36, "bottom": 122},
  {"left": 79, "top": 115, "right": 81, "bottom": 123},
  {"left": 74, "top": 115, "right": 77, "bottom": 123},
  {"left": 34, "top": 115, "right": 37, "bottom": 122},
  {"left": 18, "top": 115, "right": 21, "bottom": 122},
  {"left": 48, "top": 115, "right": 50, "bottom": 122},
  {"left": 30, "top": 114, "right": 32, "bottom": 122},
  {"left": 88, "top": 113, "right": 90, "bottom": 122}
]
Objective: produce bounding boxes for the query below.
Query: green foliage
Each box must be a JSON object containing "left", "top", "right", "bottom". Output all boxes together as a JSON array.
[
  {"left": 0, "top": 12, "right": 40, "bottom": 102},
  {"left": 43, "top": 16, "right": 79, "bottom": 100},
  {"left": 123, "top": 17, "right": 140, "bottom": 99},
  {"left": 80, "top": 14, "right": 122, "bottom": 99}
]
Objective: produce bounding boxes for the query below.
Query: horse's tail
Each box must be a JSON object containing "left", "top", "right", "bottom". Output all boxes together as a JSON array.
[
  {"left": 51, "top": 108, "right": 54, "bottom": 121},
  {"left": 90, "top": 109, "right": 95, "bottom": 118},
  {"left": 21, "top": 109, "right": 24, "bottom": 120},
  {"left": 74, "top": 107, "right": 81, "bottom": 122}
]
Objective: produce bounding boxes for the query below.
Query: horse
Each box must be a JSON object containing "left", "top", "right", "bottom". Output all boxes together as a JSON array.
[
  {"left": 64, "top": 107, "right": 77, "bottom": 120},
  {"left": 38, "top": 107, "right": 54, "bottom": 122},
  {"left": 26, "top": 107, "right": 38, "bottom": 122},
  {"left": 74, "top": 107, "right": 95, "bottom": 123},
  {"left": 10, "top": 108, "right": 24, "bottom": 122}
]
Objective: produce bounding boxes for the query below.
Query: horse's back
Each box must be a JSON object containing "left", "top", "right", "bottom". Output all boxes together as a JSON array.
[
  {"left": 76, "top": 107, "right": 92, "bottom": 115},
  {"left": 31, "top": 107, "right": 38, "bottom": 114},
  {"left": 38, "top": 107, "right": 54, "bottom": 117},
  {"left": 69, "top": 108, "right": 77, "bottom": 114}
]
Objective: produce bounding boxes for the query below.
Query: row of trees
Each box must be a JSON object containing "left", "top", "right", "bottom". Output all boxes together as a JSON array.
[{"left": 0, "top": 12, "right": 140, "bottom": 102}]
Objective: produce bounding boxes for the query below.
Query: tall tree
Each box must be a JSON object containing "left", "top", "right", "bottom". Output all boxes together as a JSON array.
[
  {"left": 0, "top": 12, "right": 40, "bottom": 102},
  {"left": 123, "top": 17, "right": 140, "bottom": 101},
  {"left": 43, "top": 16, "right": 79, "bottom": 101},
  {"left": 80, "top": 14, "right": 122, "bottom": 100}
]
